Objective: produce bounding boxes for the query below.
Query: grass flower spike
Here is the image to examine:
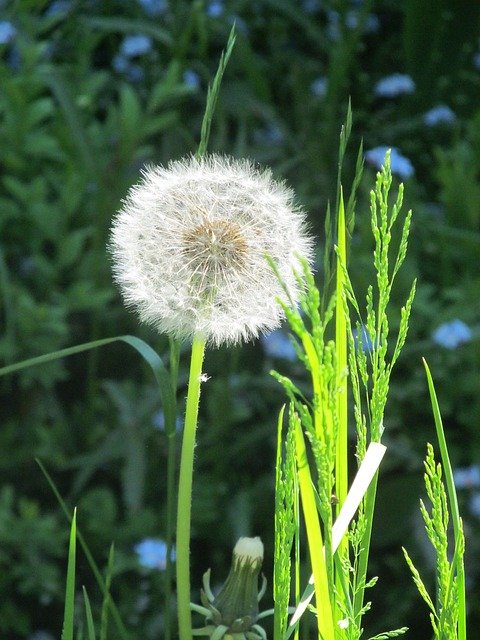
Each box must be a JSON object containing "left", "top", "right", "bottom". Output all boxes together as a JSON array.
[{"left": 110, "top": 154, "right": 313, "bottom": 346}]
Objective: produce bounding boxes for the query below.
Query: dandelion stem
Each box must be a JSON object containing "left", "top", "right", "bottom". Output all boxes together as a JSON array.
[{"left": 176, "top": 334, "right": 207, "bottom": 640}]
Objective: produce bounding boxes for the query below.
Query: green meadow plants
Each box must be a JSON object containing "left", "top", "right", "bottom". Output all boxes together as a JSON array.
[{"left": 0, "top": 7, "right": 476, "bottom": 640}]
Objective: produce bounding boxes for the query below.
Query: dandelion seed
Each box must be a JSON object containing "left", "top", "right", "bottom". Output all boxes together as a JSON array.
[{"left": 110, "top": 154, "right": 313, "bottom": 346}]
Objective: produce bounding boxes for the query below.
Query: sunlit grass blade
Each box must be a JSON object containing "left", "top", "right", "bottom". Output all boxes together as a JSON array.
[
  {"left": 286, "top": 443, "right": 386, "bottom": 638},
  {"left": 36, "top": 459, "right": 131, "bottom": 640},
  {"left": 335, "top": 188, "right": 348, "bottom": 532},
  {"left": 196, "top": 25, "right": 236, "bottom": 159},
  {"left": 293, "top": 411, "right": 334, "bottom": 640},
  {"left": 62, "top": 508, "right": 77, "bottom": 640},
  {"left": 423, "top": 359, "right": 466, "bottom": 640},
  {"left": 83, "top": 587, "right": 96, "bottom": 640}
]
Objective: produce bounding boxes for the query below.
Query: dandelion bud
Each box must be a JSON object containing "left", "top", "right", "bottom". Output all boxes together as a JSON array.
[{"left": 110, "top": 155, "right": 313, "bottom": 346}]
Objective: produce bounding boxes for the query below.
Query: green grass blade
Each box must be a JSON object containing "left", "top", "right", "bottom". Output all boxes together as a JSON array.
[
  {"left": 422, "top": 358, "right": 466, "bottom": 640},
  {"left": 36, "top": 459, "right": 131, "bottom": 640},
  {"left": 293, "top": 413, "right": 335, "bottom": 640},
  {"left": 62, "top": 508, "right": 77, "bottom": 640},
  {"left": 0, "top": 334, "right": 176, "bottom": 437},
  {"left": 82, "top": 587, "right": 96, "bottom": 640},
  {"left": 100, "top": 543, "right": 115, "bottom": 640},
  {"left": 335, "top": 187, "right": 348, "bottom": 537},
  {"left": 196, "top": 25, "right": 236, "bottom": 158}
]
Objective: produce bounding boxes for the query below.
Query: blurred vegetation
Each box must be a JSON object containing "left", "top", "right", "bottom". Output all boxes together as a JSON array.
[{"left": 0, "top": 0, "right": 479, "bottom": 638}]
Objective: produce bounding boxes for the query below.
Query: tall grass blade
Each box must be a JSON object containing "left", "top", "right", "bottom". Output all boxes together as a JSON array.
[
  {"left": 62, "top": 508, "right": 77, "bottom": 640},
  {"left": 36, "top": 459, "right": 131, "bottom": 640},
  {"left": 0, "top": 335, "right": 176, "bottom": 436},
  {"left": 196, "top": 25, "right": 236, "bottom": 158},
  {"left": 83, "top": 587, "right": 96, "bottom": 640},
  {"left": 423, "top": 358, "right": 466, "bottom": 640},
  {"left": 293, "top": 411, "right": 334, "bottom": 640},
  {"left": 100, "top": 544, "right": 115, "bottom": 640}
]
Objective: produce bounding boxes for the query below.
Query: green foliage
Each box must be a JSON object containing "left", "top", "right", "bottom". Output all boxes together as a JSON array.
[
  {"left": 0, "top": 0, "right": 479, "bottom": 637},
  {"left": 403, "top": 443, "right": 465, "bottom": 639}
]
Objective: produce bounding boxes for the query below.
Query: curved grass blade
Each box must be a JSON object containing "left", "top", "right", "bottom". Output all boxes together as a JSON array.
[
  {"left": 83, "top": 587, "right": 96, "bottom": 640},
  {"left": 0, "top": 334, "right": 176, "bottom": 434},
  {"left": 37, "top": 459, "right": 131, "bottom": 640},
  {"left": 423, "top": 358, "right": 466, "bottom": 640},
  {"left": 62, "top": 508, "right": 77, "bottom": 640}
]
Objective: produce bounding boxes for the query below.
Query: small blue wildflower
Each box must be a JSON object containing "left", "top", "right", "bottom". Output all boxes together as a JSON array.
[
  {"left": 261, "top": 330, "right": 297, "bottom": 361},
  {"left": 326, "top": 11, "right": 340, "bottom": 41},
  {"left": 310, "top": 76, "right": 327, "bottom": 97},
  {"left": 345, "top": 10, "right": 380, "bottom": 34},
  {"left": 28, "top": 633, "right": 55, "bottom": 640},
  {"left": 432, "top": 319, "right": 472, "bottom": 350},
  {"left": 423, "top": 105, "right": 456, "bottom": 127},
  {"left": 45, "top": 0, "right": 72, "bottom": 17},
  {"left": 454, "top": 465, "right": 480, "bottom": 490},
  {"left": 183, "top": 69, "right": 201, "bottom": 89},
  {"left": 473, "top": 51, "right": 480, "bottom": 70},
  {"left": 301, "top": 0, "right": 321, "bottom": 13},
  {"left": 364, "top": 146, "right": 414, "bottom": 179},
  {"left": 0, "top": 20, "right": 16, "bottom": 45},
  {"left": 120, "top": 34, "right": 152, "bottom": 58},
  {"left": 138, "top": 0, "right": 168, "bottom": 17},
  {"left": 352, "top": 325, "right": 374, "bottom": 353},
  {"left": 469, "top": 492, "right": 480, "bottom": 518},
  {"left": 253, "top": 124, "right": 284, "bottom": 146},
  {"left": 374, "top": 73, "right": 415, "bottom": 98},
  {"left": 206, "top": 0, "right": 224, "bottom": 18},
  {"left": 152, "top": 410, "right": 183, "bottom": 432},
  {"left": 112, "top": 54, "right": 145, "bottom": 82},
  {"left": 112, "top": 53, "right": 129, "bottom": 74},
  {"left": 135, "top": 538, "right": 175, "bottom": 570}
]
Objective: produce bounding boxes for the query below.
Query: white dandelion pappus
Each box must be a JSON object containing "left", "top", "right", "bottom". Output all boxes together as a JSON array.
[{"left": 110, "top": 154, "right": 313, "bottom": 346}]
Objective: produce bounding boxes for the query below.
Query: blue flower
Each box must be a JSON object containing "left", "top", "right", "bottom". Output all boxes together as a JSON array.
[
  {"left": 473, "top": 51, "right": 480, "bottom": 70},
  {"left": 45, "top": 1, "right": 72, "bottom": 16},
  {"left": 302, "top": 0, "right": 321, "bottom": 13},
  {"left": 374, "top": 73, "right": 415, "bottom": 98},
  {"left": 0, "top": 21, "right": 16, "bottom": 45},
  {"left": 138, "top": 0, "right": 168, "bottom": 17},
  {"left": 120, "top": 34, "right": 152, "bottom": 58},
  {"left": 152, "top": 410, "right": 183, "bottom": 432},
  {"left": 432, "top": 319, "right": 472, "bottom": 349},
  {"left": 134, "top": 538, "right": 175, "bottom": 570},
  {"left": 469, "top": 492, "right": 480, "bottom": 518},
  {"left": 364, "top": 146, "right": 414, "bottom": 179},
  {"left": 261, "top": 329, "right": 297, "bottom": 361},
  {"left": 454, "top": 465, "right": 480, "bottom": 490},
  {"left": 112, "top": 54, "right": 145, "bottom": 82},
  {"left": 310, "top": 76, "right": 327, "bottom": 97},
  {"left": 423, "top": 105, "right": 456, "bottom": 127},
  {"left": 253, "top": 123, "right": 284, "bottom": 146},
  {"left": 352, "top": 325, "right": 374, "bottom": 353},
  {"left": 183, "top": 69, "right": 201, "bottom": 89},
  {"left": 206, "top": 0, "right": 224, "bottom": 17},
  {"left": 345, "top": 10, "right": 380, "bottom": 34}
]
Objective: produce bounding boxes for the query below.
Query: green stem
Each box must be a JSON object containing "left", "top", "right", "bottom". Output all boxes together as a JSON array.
[
  {"left": 165, "top": 338, "right": 181, "bottom": 640},
  {"left": 176, "top": 335, "right": 207, "bottom": 640}
]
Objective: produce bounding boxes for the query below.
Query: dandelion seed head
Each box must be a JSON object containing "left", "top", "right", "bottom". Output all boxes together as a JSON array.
[{"left": 110, "top": 155, "right": 313, "bottom": 346}]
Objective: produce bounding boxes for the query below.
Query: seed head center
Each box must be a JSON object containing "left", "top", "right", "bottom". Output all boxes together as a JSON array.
[{"left": 182, "top": 219, "right": 248, "bottom": 284}]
